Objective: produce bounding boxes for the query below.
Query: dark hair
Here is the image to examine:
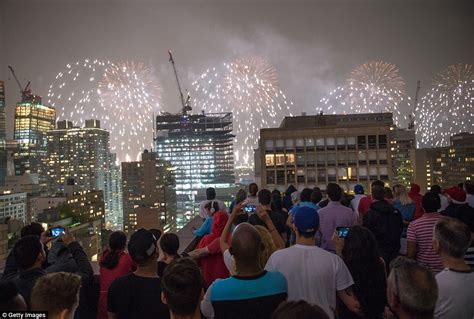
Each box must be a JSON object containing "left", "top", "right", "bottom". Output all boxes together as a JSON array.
[
  {"left": 206, "top": 187, "right": 216, "bottom": 200},
  {"left": 422, "top": 192, "right": 441, "bottom": 213},
  {"left": 258, "top": 189, "right": 272, "bottom": 205},
  {"left": 20, "top": 223, "right": 44, "bottom": 238},
  {"left": 326, "top": 183, "right": 342, "bottom": 201},
  {"left": 456, "top": 204, "right": 474, "bottom": 232},
  {"left": 272, "top": 300, "right": 329, "bottom": 319},
  {"left": 458, "top": 182, "right": 464, "bottom": 189},
  {"left": 430, "top": 185, "right": 442, "bottom": 195},
  {"left": 300, "top": 188, "right": 313, "bottom": 202},
  {"left": 310, "top": 187, "right": 322, "bottom": 204},
  {"left": 100, "top": 231, "right": 127, "bottom": 269},
  {"left": 0, "top": 281, "right": 25, "bottom": 311},
  {"left": 372, "top": 185, "right": 386, "bottom": 201},
  {"left": 384, "top": 187, "right": 394, "bottom": 199},
  {"left": 13, "top": 235, "right": 43, "bottom": 269},
  {"left": 271, "top": 190, "right": 283, "bottom": 211},
  {"left": 161, "top": 258, "right": 204, "bottom": 316},
  {"left": 342, "top": 226, "right": 387, "bottom": 317},
  {"left": 371, "top": 180, "right": 385, "bottom": 188},
  {"left": 159, "top": 233, "right": 180, "bottom": 256},
  {"left": 465, "top": 182, "right": 474, "bottom": 195},
  {"left": 235, "top": 189, "right": 247, "bottom": 205},
  {"left": 249, "top": 183, "right": 259, "bottom": 196},
  {"left": 204, "top": 201, "right": 220, "bottom": 213},
  {"left": 234, "top": 214, "right": 249, "bottom": 225},
  {"left": 298, "top": 229, "right": 317, "bottom": 239}
]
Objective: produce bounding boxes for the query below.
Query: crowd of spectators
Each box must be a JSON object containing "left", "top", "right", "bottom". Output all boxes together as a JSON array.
[{"left": 1, "top": 181, "right": 473, "bottom": 319}]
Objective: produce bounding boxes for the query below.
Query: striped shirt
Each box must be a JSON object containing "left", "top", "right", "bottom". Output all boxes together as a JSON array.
[
  {"left": 465, "top": 243, "right": 474, "bottom": 270},
  {"left": 407, "top": 213, "right": 444, "bottom": 273}
]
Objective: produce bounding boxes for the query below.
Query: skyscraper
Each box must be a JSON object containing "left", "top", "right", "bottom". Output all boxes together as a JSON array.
[
  {"left": 13, "top": 96, "right": 55, "bottom": 179},
  {"left": 0, "top": 81, "right": 7, "bottom": 185},
  {"left": 155, "top": 112, "right": 235, "bottom": 227}
]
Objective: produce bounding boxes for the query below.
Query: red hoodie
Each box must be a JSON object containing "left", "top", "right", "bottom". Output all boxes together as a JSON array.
[{"left": 408, "top": 183, "right": 424, "bottom": 220}]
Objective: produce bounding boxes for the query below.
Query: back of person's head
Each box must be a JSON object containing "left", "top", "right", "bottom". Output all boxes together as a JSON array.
[
  {"left": 31, "top": 272, "right": 81, "bottom": 319},
  {"left": 388, "top": 257, "right": 438, "bottom": 318},
  {"left": 0, "top": 281, "right": 27, "bottom": 311},
  {"left": 206, "top": 187, "right": 216, "bottom": 200},
  {"left": 100, "top": 231, "right": 127, "bottom": 269},
  {"left": 272, "top": 300, "right": 329, "bottom": 319},
  {"left": 159, "top": 233, "right": 180, "bottom": 257},
  {"left": 290, "top": 191, "right": 300, "bottom": 203},
  {"left": 235, "top": 189, "right": 247, "bottom": 205},
  {"left": 293, "top": 206, "right": 319, "bottom": 239},
  {"left": 249, "top": 183, "right": 259, "bottom": 196},
  {"left": 354, "top": 184, "right": 364, "bottom": 195},
  {"left": 456, "top": 204, "right": 474, "bottom": 233},
  {"left": 128, "top": 229, "right": 158, "bottom": 266},
  {"left": 465, "top": 181, "right": 474, "bottom": 195},
  {"left": 434, "top": 217, "right": 471, "bottom": 258},
  {"left": 230, "top": 223, "right": 262, "bottom": 270},
  {"left": 271, "top": 190, "right": 283, "bottom": 211},
  {"left": 421, "top": 192, "right": 441, "bottom": 213},
  {"left": 254, "top": 225, "right": 276, "bottom": 269},
  {"left": 149, "top": 229, "right": 162, "bottom": 241},
  {"left": 20, "top": 222, "right": 44, "bottom": 238},
  {"left": 13, "top": 235, "right": 44, "bottom": 270},
  {"left": 161, "top": 258, "right": 204, "bottom": 317},
  {"left": 384, "top": 187, "right": 394, "bottom": 199},
  {"left": 342, "top": 226, "right": 380, "bottom": 265},
  {"left": 430, "top": 184, "right": 442, "bottom": 195},
  {"left": 311, "top": 187, "right": 323, "bottom": 204},
  {"left": 326, "top": 183, "right": 342, "bottom": 201},
  {"left": 371, "top": 185, "right": 386, "bottom": 201},
  {"left": 204, "top": 200, "right": 220, "bottom": 214},
  {"left": 371, "top": 180, "right": 385, "bottom": 189},
  {"left": 396, "top": 186, "right": 412, "bottom": 205},
  {"left": 300, "top": 188, "right": 313, "bottom": 202},
  {"left": 258, "top": 189, "right": 272, "bottom": 206}
]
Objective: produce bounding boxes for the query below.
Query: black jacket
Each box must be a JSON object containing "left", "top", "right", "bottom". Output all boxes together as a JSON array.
[{"left": 363, "top": 200, "right": 403, "bottom": 260}]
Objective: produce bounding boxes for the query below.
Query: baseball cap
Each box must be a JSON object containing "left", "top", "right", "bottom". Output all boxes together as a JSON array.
[
  {"left": 443, "top": 186, "right": 467, "bottom": 204},
  {"left": 354, "top": 184, "right": 364, "bottom": 195},
  {"left": 128, "top": 229, "right": 157, "bottom": 262},
  {"left": 293, "top": 206, "right": 319, "bottom": 233}
]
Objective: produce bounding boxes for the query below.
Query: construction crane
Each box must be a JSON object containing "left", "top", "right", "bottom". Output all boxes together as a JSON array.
[
  {"left": 408, "top": 80, "right": 421, "bottom": 130},
  {"left": 168, "top": 50, "right": 192, "bottom": 115},
  {"left": 8, "top": 65, "right": 33, "bottom": 103}
]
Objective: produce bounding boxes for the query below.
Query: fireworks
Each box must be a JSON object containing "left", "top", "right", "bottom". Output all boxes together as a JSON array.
[
  {"left": 416, "top": 63, "right": 474, "bottom": 147},
  {"left": 47, "top": 59, "right": 162, "bottom": 162},
  {"left": 192, "top": 56, "right": 293, "bottom": 167},
  {"left": 318, "top": 61, "right": 411, "bottom": 127}
]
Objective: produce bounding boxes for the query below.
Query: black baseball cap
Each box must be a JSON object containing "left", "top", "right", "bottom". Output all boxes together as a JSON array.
[{"left": 128, "top": 229, "right": 158, "bottom": 262}]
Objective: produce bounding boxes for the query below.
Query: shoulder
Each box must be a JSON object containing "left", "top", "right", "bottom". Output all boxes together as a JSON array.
[{"left": 110, "top": 273, "right": 134, "bottom": 288}]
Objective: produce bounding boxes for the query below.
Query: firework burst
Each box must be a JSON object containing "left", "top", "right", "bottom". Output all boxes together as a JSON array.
[
  {"left": 47, "top": 59, "right": 162, "bottom": 162},
  {"left": 416, "top": 63, "right": 474, "bottom": 147},
  {"left": 318, "top": 61, "right": 411, "bottom": 127},
  {"left": 192, "top": 56, "right": 293, "bottom": 167}
]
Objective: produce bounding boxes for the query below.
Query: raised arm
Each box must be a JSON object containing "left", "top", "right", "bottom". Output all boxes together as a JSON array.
[
  {"left": 220, "top": 202, "right": 244, "bottom": 253},
  {"left": 256, "top": 206, "right": 285, "bottom": 250}
]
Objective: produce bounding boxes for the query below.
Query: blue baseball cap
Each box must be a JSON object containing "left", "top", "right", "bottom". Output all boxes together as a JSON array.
[
  {"left": 293, "top": 206, "right": 319, "bottom": 233},
  {"left": 354, "top": 184, "right": 364, "bottom": 195}
]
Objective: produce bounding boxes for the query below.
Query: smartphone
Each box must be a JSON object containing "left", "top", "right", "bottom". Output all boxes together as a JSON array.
[
  {"left": 336, "top": 227, "right": 350, "bottom": 238},
  {"left": 49, "top": 227, "right": 66, "bottom": 237},
  {"left": 243, "top": 205, "right": 257, "bottom": 214}
]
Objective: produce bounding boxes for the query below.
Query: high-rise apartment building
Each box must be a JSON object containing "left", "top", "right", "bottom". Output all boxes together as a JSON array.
[
  {"left": 0, "top": 192, "right": 27, "bottom": 223},
  {"left": 122, "top": 150, "right": 176, "bottom": 233},
  {"left": 257, "top": 113, "right": 393, "bottom": 191},
  {"left": 13, "top": 96, "right": 55, "bottom": 178},
  {"left": 0, "top": 81, "right": 6, "bottom": 185},
  {"left": 155, "top": 112, "right": 234, "bottom": 227},
  {"left": 390, "top": 128, "right": 416, "bottom": 188}
]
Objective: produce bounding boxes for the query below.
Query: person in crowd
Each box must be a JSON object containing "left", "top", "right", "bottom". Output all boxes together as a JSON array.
[
  {"left": 193, "top": 200, "right": 220, "bottom": 237},
  {"left": 442, "top": 186, "right": 467, "bottom": 217},
  {"left": 45, "top": 239, "right": 79, "bottom": 274},
  {"left": 332, "top": 226, "right": 387, "bottom": 319},
  {"left": 287, "top": 188, "right": 320, "bottom": 244},
  {"left": 246, "top": 183, "right": 260, "bottom": 206},
  {"left": 161, "top": 258, "right": 204, "bottom": 319},
  {"left": 350, "top": 184, "right": 366, "bottom": 219},
  {"left": 229, "top": 189, "right": 247, "bottom": 213},
  {"left": 311, "top": 187, "right": 323, "bottom": 206},
  {"left": 430, "top": 185, "right": 449, "bottom": 212},
  {"left": 406, "top": 192, "right": 444, "bottom": 273},
  {"left": 282, "top": 185, "right": 297, "bottom": 212},
  {"left": 357, "top": 180, "right": 386, "bottom": 218},
  {"left": 0, "top": 281, "right": 27, "bottom": 311},
  {"left": 198, "top": 187, "right": 227, "bottom": 219},
  {"left": 318, "top": 183, "right": 356, "bottom": 253},
  {"left": 265, "top": 206, "right": 360, "bottom": 319},
  {"left": 201, "top": 223, "right": 288, "bottom": 319},
  {"left": 98, "top": 231, "right": 135, "bottom": 319},
  {"left": 107, "top": 228, "right": 169, "bottom": 319},
  {"left": 5, "top": 230, "right": 93, "bottom": 308},
  {"left": 272, "top": 300, "right": 330, "bottom": 319},
  {"left": 157, "top": 233, "right": 180, "bottom": 277},
  {"left": 30, "top": 272, "right": 81, "bottom": 319},
  {"left": 2, "top": 223, "right": 53, "bottom": 278},
  {"left": 386, "top": 257, "right": 438, "bottom": 319},
  {"left": 466, "top": 181, "right": 474, "bottom": 208},
  {"left": 384, "top": 187, "right": 394, "bottom": 200},
  {"left": 363, "top": 185, "right": 403, "bottom": 269},
  {"left": 433, "top": 218, "right": 474, "bottom": 318},
  {"left": 188, "top": 210, "right": 229, "bottom": 287},
  {"left": 455, "top": 203, "right": 474, "bottom": 269},
  {"left": 255, "top": 225, "right": 277, "bottom": 268},
  {"left": 249, "top": 189, "right": 287, "bottom": 245},
  {"left": 408, "top": 183, "right": 424, "bottom": 220},
  {"left": 392, "top": 185, "right": 416, "bottom": 254}
]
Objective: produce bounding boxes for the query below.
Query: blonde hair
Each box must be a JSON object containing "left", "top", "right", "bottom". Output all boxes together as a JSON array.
[
  {"left": 254, "top": 225, "right": 277, "bottom": 269},
  {"left": 395, "top": 186, "right": 413, "bottom": 206}
]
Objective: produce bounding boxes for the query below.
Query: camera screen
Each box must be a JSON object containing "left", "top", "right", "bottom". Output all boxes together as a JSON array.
[
  {"left": 51, "top": 227, "right": 65, "bottom": 237},
  {"left": 244, "top": 205, "right": 256, "bottom": 213},
  {"left": 337, "top": 227, "right": 350, "bottom": 238}
]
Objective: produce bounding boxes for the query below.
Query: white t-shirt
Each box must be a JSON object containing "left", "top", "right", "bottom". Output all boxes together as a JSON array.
[
  {"left": 438, "top": 194, "right": 449, "bottom": 212},
  {"left": 435, "top": 268, "right": 474, "bottom": 319},
  {"left": 466, "top": 194, "right": 474, "bottom": 209},
  {"left": 223, "top": 249, "right": 235, "bottom": 275},
  {"left": 265, "top": 244, "right": 354, "bottom": 319},
  {"left": 199, "top": 199, "right": 227, "bottom": 219},
  {"left": 351, "top": 194, "right": 366, "bottom": 216}
]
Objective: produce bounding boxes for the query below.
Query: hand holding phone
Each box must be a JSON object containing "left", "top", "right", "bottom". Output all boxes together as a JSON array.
[
  {"left": 336, "top": 227, "right": 350, "bottom": 238},
  {"left": 243, "top": 205, "right": 257, "bottom": 214}
]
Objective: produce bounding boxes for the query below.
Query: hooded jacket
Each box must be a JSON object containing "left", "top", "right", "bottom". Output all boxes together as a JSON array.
[
  {"left": 363, "top": 200, "right": 403, "bottom": 261},
  {"left": 282, "top": 185, "right": 297, "bottom": 211},
  {"left": 408, "top": 183, "right": 424, "bottom": 220}
]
